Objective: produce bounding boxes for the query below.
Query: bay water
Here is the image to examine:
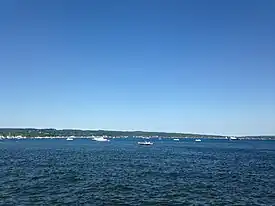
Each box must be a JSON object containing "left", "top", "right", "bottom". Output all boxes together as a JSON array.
[{"left": 0, "top": 139, "right": 274, "bottom": 205}]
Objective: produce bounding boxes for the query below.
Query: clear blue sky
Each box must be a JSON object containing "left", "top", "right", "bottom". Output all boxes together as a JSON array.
[{"left": 0, "top": 0, "right": 274, "bottom": 136}]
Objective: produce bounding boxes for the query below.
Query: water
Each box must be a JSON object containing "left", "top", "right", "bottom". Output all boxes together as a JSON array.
[{"left": 0, "top": 139, "right": 274, "bottom": 205}]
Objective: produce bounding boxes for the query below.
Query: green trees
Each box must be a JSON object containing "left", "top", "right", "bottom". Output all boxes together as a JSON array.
[{"left": 0, "top": 128, "right": 223, "bottom": 138}]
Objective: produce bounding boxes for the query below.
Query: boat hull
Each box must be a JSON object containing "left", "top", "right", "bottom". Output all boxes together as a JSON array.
[{"left": 138, "top": 142, "right": 153, "bottom": 145}]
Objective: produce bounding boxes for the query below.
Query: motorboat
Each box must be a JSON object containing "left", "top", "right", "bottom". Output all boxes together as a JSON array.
[
  {"left": 228, "top": 136, "right": 238, "bottom": 140},
  {"left": 195, "top": 139, "right": 201, "bottom": 142},
  {"left": 138, "top": 141, "right": 153, "bottom": 145},
  {"left": 93, "top": 136, "right": 110, "bottom": 142},
  {"left": 173, "top": 138, "right": 180, "bottom": 141},
  {"left": 66, "top": 137, "right": 73, "bottom": 141}
]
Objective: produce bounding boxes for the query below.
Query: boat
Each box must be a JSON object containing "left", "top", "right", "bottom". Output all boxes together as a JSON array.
[
  {"left": 138, "top": 141, "right": 153, "bottom": 145},
  {"left": 195, "top": 139, "right": 201, "bottom": 142},
  {"left": 66, "top": 137, "right": 73, "bottom": 141},
  {"left": 228, "top": 136, "right": 238, "bottom": 140},
  {"left": 173, "top": 138, "right": 180, "bottom": 141},
  {"left": 93, "top": 136, "right": 110, "bottom": 142}
]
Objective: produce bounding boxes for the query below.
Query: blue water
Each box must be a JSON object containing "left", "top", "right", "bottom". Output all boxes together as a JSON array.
[{"left": 0, "top": 138, "right": 274, "bottom": 205}]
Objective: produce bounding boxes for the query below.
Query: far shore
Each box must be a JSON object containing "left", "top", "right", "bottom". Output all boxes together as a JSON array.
[{"left": 0, "top": 135, "right": 274, "bottom": 141}]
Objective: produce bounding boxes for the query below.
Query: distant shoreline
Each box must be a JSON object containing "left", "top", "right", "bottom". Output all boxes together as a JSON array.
[
  {"left": 0, "top": 128, "right": 274, "bottom": 140},
  {"left": 1, "top": 137, "right": 274, "bottom": 141}
]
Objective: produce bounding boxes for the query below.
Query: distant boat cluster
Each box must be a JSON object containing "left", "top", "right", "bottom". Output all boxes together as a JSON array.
[{"left": 0, "top": 135, "right": 204, "bottom": 146}]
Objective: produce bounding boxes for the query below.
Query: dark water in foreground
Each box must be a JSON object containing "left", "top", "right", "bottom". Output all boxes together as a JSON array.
[{"left": 0, "top": 139, "right": 274, "bottom": 206}]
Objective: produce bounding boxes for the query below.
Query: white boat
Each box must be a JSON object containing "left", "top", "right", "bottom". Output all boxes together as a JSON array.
[
  {"left": 173, "top": 138, "right": 180, "bottom": 141},
  {"left": 195, "top": 139, "right": 201, "bottom": 142},
  {"left": 66, "top": 137, "right": 73, "bottom": 141},
  {"left": 138, "top": 141, "right": 153, "bottom": 145},
  {"left": 228, "top": 136, "right": 238, "bottom": 140},
  {"left": 93, "top": 136, "right": 110, "bottom": 142}
]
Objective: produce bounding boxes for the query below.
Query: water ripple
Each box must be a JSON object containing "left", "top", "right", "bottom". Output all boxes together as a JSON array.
[{"left": 0, "top": 139, "right": 274, "bottom": 205}]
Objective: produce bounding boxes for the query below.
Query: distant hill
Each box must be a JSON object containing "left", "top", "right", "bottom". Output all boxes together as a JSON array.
[
  {"left": 0, "top": 128, "right": 274, "bottom": 140},
  {"left": 0, "top": 128, "right": 223, "bottom": 138}
]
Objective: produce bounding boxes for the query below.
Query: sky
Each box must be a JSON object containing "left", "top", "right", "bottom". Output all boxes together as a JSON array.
[{"left": 0, "top": 0, "right": 274, "bottom": 136}]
